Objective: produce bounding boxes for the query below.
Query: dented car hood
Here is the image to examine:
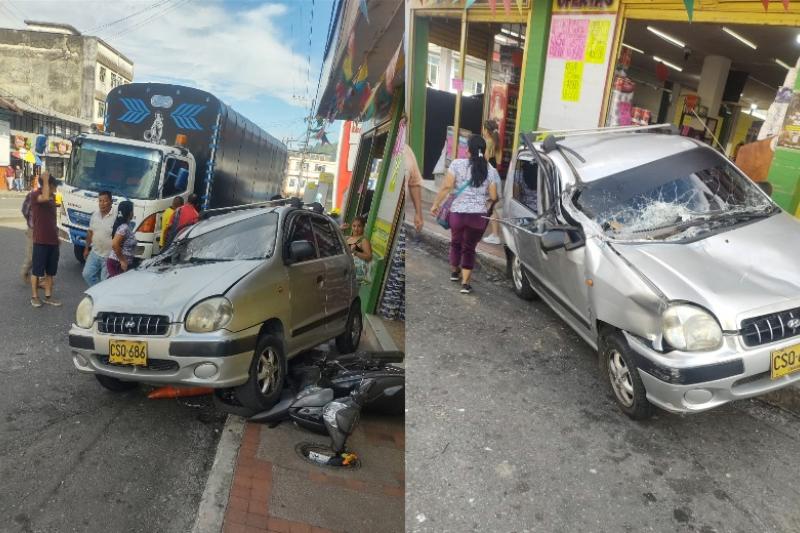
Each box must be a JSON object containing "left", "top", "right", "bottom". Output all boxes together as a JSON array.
[
  {"left": 611, "top": 213, "right": 800, "bottom": 331},
  {"left": 86, "top": 260, "right": 260, "bottom": 321}
]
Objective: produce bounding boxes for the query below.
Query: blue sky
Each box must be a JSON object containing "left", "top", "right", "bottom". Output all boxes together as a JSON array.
[{"left": 0, "top": 0, "right": 337, "bottom": 145}]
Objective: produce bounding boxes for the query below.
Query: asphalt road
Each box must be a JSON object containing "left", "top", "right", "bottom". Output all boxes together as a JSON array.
[
  {"left": 0, "top": 216, "right": 226, "bottom": 533},
  {"left": 406, "top": 240, "right": 800, "bottom": 533}
]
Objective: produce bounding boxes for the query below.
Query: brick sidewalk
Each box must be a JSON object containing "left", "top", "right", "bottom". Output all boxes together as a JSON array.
[{"left": 222, "top": 416, "right": 404, "bottom": 533}]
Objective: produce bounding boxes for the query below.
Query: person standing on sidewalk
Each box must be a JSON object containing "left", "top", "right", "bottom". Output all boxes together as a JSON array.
[
  {"left": 481, "top": 119, "right": 503, "bottom": 246},
  {"left": 82, "top": 191, "right": 115, "bottom": 286},
  {"left": 404, "top": 143, "right": 424, "bottom": 232},
  {"left": 431, "top": 134, "right": 499, "bottom": 294},
  {"left": 29, "top": 172, "right": 62, "bottom": 307}
]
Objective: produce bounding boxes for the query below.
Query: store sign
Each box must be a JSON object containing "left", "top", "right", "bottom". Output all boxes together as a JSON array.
[
  {"left": 553, "top": 0, "right": 618, "bottom": 13},
  {"left": 47, "top": 137, "right": 72, "bottom": 156}
]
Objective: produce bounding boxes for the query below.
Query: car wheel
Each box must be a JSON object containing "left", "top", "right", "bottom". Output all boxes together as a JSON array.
[
  {"left": 507, "top": 249, "right": 536, "bottom": 301},
  {"left": 95, "top": 374, "right": 138, "bottom": 392},
  {"left": 599, "top": 332, "right": 654, "bottom": 420},
  {"left": 234, "top": 334, "right": 286, "bottom": 410},
  {"left": 335, "top": 302, "right": 363, "bottom": 353},
  {"left": 74, "top": 244, "right": 86, "bottom": 265}
]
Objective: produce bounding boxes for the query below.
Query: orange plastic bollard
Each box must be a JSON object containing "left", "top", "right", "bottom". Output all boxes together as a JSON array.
[{"left": 147, "top": 386, "right": 214, "bottom": 399}]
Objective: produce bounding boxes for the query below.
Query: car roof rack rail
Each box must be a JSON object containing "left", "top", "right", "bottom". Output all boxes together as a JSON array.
[
  {"left": 524, "top": 123, "right": 676, "bottom": 140},
  {"left": 199, "top": 198, "right": 297, "bottom": 220}
]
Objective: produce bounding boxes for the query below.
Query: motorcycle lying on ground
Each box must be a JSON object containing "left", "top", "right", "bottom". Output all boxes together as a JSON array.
[{"left": 250, "top": 351, "right": 405, "bottom": 467}]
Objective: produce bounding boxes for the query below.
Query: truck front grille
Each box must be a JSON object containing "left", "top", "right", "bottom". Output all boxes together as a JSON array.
[
  {"left": 67, "top": 208, "right": 91, "bottom": 227},
  {"left": 740, "top": 307, "right": 800, "bottom": 347},
  {"left": 97, "top": 313, "right": 170, "bottom": 336}
]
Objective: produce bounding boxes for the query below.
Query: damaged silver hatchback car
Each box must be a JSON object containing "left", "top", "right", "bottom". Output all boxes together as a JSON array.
[{"left": 501, "top": 125, "right": 800, "bottom": 419}]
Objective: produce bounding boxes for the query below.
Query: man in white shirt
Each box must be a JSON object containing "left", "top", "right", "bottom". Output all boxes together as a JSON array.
[{"left": 82, "top": 191, "right": 116, "bottom": 286}]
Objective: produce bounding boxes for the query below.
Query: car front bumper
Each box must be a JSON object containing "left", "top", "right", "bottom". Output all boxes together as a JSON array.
[
  {"left": 625, "top": 332, "right": 800, "bottom": 413},
  {"left": 68, "top": 323, "right": 260, "bottom": 388}
]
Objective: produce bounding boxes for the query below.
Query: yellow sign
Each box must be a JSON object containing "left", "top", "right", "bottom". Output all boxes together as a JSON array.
[
  {"left": 584, "top": 20, "right": 610, "bottom": 64},
  {"left": 387, "top": 154, "right": 401, "bottom": 193},
  {"left": 562, "top": 61, "right": 584, "bottom": 102},
  {"left": 370, "top": 218, "right": 392, "bottom": 258},
  {"left": 553, "top": 0, "right": 618, "bottom": 13},
  {"left": 319, "top": 172, "right": 334, "bottom": 184}
]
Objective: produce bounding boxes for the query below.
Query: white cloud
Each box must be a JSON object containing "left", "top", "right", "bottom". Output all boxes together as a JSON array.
[{"left": 4, "top": 0, "right": 312, "bottom": 106}]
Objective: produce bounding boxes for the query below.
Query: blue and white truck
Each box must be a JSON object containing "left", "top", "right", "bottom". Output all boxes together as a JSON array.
[{"left": 58, "top": 82, "right": 287, "bottom": 262}]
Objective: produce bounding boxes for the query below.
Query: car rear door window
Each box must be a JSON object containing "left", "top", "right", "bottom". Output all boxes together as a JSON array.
[{"left": 311, "top": 217, "right": 344, "bottom": 257}]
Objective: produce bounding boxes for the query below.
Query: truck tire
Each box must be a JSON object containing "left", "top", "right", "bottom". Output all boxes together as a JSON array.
[
  {"left": 506, "top": 249, "right": 537, "bottom": 301},
  {"left": 74, "top": 244, "right": 86, "bottom": 265},
  {"left": 335, "top": 302, "right": 363, "bottom": 353},
  {"left": 599, "top": 331, "right": 654, "bottom": 420},
  {"left": 95, "top": 374, "right": 138, "bottom": 392},
  {"left": 234, "top": 334, "right": 286, "bottom": 411}
]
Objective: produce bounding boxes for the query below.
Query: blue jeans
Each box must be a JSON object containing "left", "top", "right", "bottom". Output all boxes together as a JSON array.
[
  {"left": 14, "top": 178, "right": 24, "bottom": 190},
  {"left": 82, "top": 251, "right": 108, "bottom": 286}
]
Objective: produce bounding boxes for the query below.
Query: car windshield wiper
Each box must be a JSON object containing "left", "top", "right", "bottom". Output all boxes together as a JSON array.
[{"left": 184, "top": 257, "right": 234, "bottom": 264}]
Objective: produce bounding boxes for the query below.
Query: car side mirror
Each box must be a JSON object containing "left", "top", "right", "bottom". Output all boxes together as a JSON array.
[
  {"left": 288, "top": 240, "right": 315, "bottom": 263},
  {"left": 540, "top": 229, "right": 568, "bottom": 252}
]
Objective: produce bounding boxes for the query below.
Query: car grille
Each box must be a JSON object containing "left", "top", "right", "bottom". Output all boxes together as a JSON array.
[
  {"left": 97, "top": 313, "right": 170, "bottom": 336},
  {"left": 67, "top": 208, "right": 91, "bottom": 227},
  {"left": 740, "top": 307, "right": 800, "bottom": 347},
  {"left": 97, "top": 355, "right": 178, "bottom": 372}
]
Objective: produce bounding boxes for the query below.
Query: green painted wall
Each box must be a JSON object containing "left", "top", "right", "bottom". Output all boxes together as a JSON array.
[
  {"left": 514, "top": 0, "right": 552, "bottom": 148},
  {"left": 409, "top": 16, "right": 429, "bottom": 167},
  {"left": 766, "top": 71, "right": 800, "bottom": 214}
]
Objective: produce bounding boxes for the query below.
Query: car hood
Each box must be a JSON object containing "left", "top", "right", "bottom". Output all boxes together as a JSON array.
[
  {"left": 87, "top": 260, "right": 260, "bottom": 321},
  {"left": 612, "top": 213, "right": 800, "bottom": 331}
]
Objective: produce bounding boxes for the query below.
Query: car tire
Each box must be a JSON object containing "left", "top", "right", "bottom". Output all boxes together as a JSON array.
[
  {"left": 507, "top": 249, "right": 537, "bottom": 301},
  {"left": 234, "top": 334, "right": 286, "bottom": 411},
  {"left": 95, "top": 374, "right": 138, "bottom": 392},
  {"left": 335, "top": 302, "right": 363, "bottom": 353},
  {"left": 599, "top": 331, "right": 654, "bottom": 420},
  {"left": 74, "top": 244, "right": 86, "bottom": 265}
]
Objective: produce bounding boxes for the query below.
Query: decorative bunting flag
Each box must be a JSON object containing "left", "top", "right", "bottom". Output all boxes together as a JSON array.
[
  {"left": 465, "top": 0, "right": 477, "bottom": 7},
  {"left": 503, "top": 0, "right": 512, "bottom": 14},
  {"left": 783, "top": 0, "right": 790, "bottom": 9},
  {"left": 359, "top": 0, "right": 369, "bottom": 23},
  {"left": 517, "top": 0, "right": 523, "bottom": 11},
  {"left": 488, "top": 0, "right": 497, "bottom": 13},
  {"left": 683, "top": 0, "right": 694, "bottom": 20}
]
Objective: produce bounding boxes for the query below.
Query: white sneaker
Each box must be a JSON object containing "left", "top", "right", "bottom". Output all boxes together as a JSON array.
[{"left": 482, "top": 234, "right": 502, "bottom": 245}]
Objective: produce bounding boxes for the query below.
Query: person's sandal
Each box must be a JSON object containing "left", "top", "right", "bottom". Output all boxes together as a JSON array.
[
  {"left": 43, "top": 296, "right": 62, "bottom": 307},
  {"left": 30, "top": 297, "right": 43, "bottom": 308}
]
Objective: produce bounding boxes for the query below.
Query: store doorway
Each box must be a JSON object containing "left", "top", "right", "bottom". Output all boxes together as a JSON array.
[
  {"left": 421, "top": 18, "right": 527, "bottom": 182},
  {"left": 607, "top": 20, "right": 799, "bottom": 157}
]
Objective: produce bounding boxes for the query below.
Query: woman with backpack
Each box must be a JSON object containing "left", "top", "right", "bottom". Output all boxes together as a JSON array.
[
  {"left": 430, "top": 135, "right": 500, "bottom": 294},
  {"left": 106, "top": 200, "right": 136, "bottom": 278}
]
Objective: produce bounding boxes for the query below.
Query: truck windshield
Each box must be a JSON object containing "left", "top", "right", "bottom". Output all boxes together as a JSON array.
[
  {"left": 67, "top": 139, "right": 161, "bottom": 200},
  {"left": 574, "top": 147, "right": 776, "bottom": 240}
]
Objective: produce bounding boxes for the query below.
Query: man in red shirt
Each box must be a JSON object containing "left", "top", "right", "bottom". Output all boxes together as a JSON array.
[
  {"left": 30, "top": 172, "right": 61, "bottom": 307},
  {"left": 165, "top": 193, "right": 200, "bottom": 246}
]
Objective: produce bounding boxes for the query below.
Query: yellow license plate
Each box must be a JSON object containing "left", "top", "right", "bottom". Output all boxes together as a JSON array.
[
  {"left": 108, "top": 339, "right": 148, "bottom": 367},
  {"left": 771, "top": 343, "right": 800, "bottom": 379}
]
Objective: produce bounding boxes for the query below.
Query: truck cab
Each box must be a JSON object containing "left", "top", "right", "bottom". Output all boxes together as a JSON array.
[{"left": 58, "top": 133, "right": 195, "bottom": 261}]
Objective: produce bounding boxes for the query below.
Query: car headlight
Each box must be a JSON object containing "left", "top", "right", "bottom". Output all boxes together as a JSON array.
[
  {"left": 75, "top": 296, "right": 94, "bottom": 329},
  {"left": 662, "top": 304, "right": 722, "bottom": 351},
  {"left": 185, "top": 297, "right": 233, "bottom": 333}
]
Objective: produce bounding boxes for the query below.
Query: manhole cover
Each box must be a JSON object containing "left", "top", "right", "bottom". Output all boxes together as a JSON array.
[{"left": 295, "top": 442, "right": 361, "bottom": 469}]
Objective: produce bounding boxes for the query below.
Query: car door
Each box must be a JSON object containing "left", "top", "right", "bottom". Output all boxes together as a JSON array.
[
  {"left": 532, "top": 163, "right": 592, "bottom": 334},
  {"left": 284, "top": 213, "right": 328, "bottom": 350},
  {"left": 505, "top": 155, "right": 546, "bottom": 284},
  {"left": 310, "top": 216, "right": 353, "bottom": 337}
]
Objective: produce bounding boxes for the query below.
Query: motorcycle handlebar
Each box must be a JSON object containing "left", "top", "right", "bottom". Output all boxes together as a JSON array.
[{"left": 329, "top": 351, "right": 405, "bottom": 365}]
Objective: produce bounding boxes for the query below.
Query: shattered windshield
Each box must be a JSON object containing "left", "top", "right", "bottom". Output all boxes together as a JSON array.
[
  {"left": 574, "top": 147, "right": 776, "bottom": 240},
  {"left": 156, "top": 212, "right": 278, "bottom": 265}
]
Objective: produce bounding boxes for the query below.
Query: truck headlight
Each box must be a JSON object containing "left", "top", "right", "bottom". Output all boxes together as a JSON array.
[
  {"left": 662, "top": 304, "right": 722, "bottom": 351},
  {"left": 185, "top": 297, "right": 233, "bottom": 333},
  {"left": 75, "top": 296, "right": 94, "bottom": 329}
]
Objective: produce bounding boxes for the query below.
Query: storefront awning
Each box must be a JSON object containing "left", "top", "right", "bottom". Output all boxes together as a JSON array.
[{"left": 315, "top": 0, "right": 405, "bottom": 121}]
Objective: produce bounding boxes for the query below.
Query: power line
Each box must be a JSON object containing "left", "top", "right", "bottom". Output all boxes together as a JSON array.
[
  {"left": 103, "top": 0, "right": 190, "bottom": 42},
  {"left": 84, "top": 0, "right": 173, "bottom": 35}
]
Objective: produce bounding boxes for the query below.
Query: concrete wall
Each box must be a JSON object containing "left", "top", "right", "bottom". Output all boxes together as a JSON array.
[{"left": 0, "top": 29, "right": 85, "bottom": 119}]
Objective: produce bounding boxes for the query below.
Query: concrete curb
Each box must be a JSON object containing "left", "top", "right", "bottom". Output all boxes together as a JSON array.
[
  {"left": 364, "top": 313, "right": 400, "bottom": 352},
  {"left": 191, "top": 415, "right": 246, "bottom": 533},
  {"left": 405, "top": 222, "right": 508, "bottom": 279}
]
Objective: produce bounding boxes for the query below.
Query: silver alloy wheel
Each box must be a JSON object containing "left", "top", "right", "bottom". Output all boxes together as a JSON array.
[
  {"left": 608, "top": 349, "right": 635, "bottom": 407},
  {"left": 256, "top": 348, "right": 280, "bottom": 395},
  {"left": 351, "top": 312, "right": 363, "bottom": 346},
  {"left": 512, "top": 254, "right": 524, "bottom": 290}
]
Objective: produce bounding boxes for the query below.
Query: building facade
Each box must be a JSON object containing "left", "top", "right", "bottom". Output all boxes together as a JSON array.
[
  {"left": 282, "top": 151, "right": 337, "bottom": 199},
  {"left": 0, "top": 20, "right": 134, "bottom": 126}
]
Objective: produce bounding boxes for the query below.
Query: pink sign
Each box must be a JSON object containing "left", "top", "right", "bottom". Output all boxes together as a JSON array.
[
  {"left": 452, "top": 78, "right": 464, "bottom": 92},
  {"left": 548, "top": 17, "right": 589, "bottom": 61}
]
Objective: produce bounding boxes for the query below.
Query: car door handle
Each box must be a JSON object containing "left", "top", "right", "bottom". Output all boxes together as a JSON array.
[{"left": 316, "top": 275, "right": 325, "bottom": 286}]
